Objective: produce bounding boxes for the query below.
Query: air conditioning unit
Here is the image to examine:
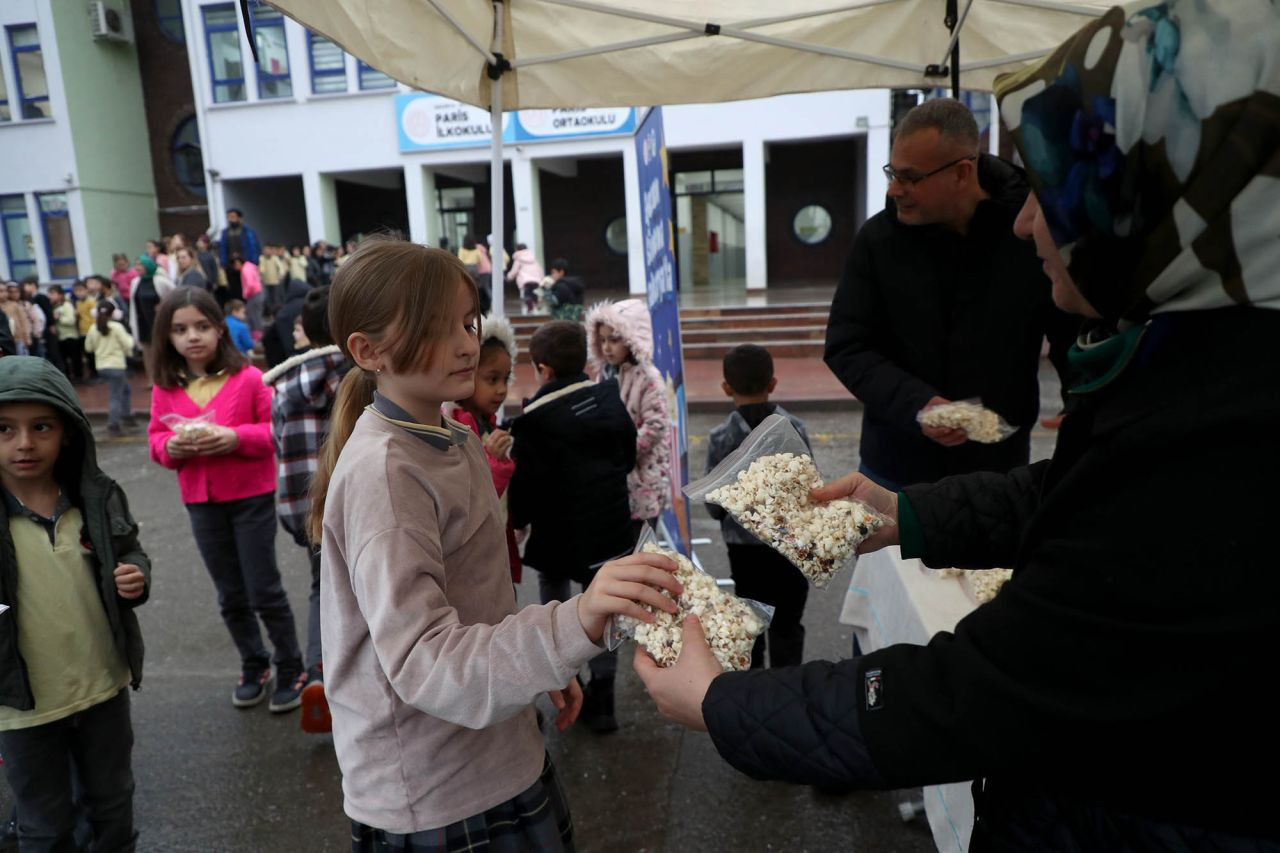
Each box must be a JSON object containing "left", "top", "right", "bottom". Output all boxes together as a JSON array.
[{"left": 88, "top": 1, "right": 131, "bottom": 43}]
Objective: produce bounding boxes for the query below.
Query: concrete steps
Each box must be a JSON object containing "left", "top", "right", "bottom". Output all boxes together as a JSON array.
[{"left": 502, "top": 302, "right": 830, "bottom": 362}]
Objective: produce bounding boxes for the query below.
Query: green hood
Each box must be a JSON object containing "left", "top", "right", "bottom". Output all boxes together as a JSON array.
[{"left": 0, "top": 356, "right": 103, "bottom": 501}]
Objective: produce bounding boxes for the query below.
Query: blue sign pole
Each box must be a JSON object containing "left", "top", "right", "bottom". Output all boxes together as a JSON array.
[{"left": 633, "top": 108, "right": 692, "bottom": 556}]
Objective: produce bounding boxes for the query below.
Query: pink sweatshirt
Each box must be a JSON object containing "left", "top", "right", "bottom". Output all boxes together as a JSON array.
[
  {"left": 239, "top": 261, "right": 262, "bottom": 300},
  {"left": 148, "top": 366, "right": 276, "bottom": 504}
]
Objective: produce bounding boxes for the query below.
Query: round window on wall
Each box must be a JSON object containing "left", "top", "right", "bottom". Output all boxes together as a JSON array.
[
  {"left": 604, "top": 217, "right": 628, "bottom": 255},
  {"left": 171, "top": 117, "right": 207, "bottom": 197},
  {"left": 792, "top": 204, "right": 833, "bottom": 245}
]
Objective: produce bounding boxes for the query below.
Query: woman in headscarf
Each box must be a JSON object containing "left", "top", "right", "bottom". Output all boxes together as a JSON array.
[
  {"left": 130, "top": 254, "right": 174, "bottom": 386},
  {"left": 635, "top": 1, "right": 1280, "bottom": 848}
]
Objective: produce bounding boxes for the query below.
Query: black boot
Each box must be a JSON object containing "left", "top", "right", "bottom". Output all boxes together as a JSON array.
[{"left": 580, "top": 677, "right": 618, "bottom": 734}]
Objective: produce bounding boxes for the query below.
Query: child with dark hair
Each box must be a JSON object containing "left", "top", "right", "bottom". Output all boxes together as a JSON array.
[
  {"left": 147, "top": 287, "right": 305, "bottom": 713},
  {"left": 84, "top": 302, "right": 135, "bottom": 437},
  {"left": 0, "top": 356, "right": 150, "bottom": 849},
  {"left": 508, "top": 320, "right": 639, "bottom": 733},
  {"left": 223, "top": 299, "right": 254, "bottom": 354},
  {"left": 446, "top": 314, "right": 520, "bottom": 582},
  {"left": 705, "top": 343, "right": 813, "bottom": 669},
  {"left": 261, "top": 286, "right": 349, "bottom": 733}
]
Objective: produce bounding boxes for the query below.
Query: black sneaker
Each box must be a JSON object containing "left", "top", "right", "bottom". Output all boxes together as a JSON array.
[
  {"left": 233, "top": 667, "right": 273, "bottom": 708},
  {"left": 269, "top": 665, "right": 304, "bottom": 713}
]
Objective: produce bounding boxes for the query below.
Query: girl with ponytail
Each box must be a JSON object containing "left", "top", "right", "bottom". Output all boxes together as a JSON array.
[{"left": 310, "top": 237, "right": 681, "bottom": 851}]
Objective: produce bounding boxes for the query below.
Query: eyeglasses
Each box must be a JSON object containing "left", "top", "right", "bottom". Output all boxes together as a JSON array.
[{"left": 882, "top": 155, "right": 977, "bottom": 187}]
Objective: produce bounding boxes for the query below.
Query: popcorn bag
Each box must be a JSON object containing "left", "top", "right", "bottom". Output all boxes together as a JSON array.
[
  {"left": 607, "top": 526, "right": 774, "bottom": 672},
  {"left": 916, "top": 399, "right": 1018, "bottom": 444},
  {"left": 160, "top": 411, "right": 219, "bottom": 441},
  {"left": 685, "top": 414, "right": 890, "bottom": 589}
]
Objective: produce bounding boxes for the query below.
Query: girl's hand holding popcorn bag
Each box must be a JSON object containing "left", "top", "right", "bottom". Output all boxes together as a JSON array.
[{"left": 685, "top": 414, "right": 893, "bottom": 588}]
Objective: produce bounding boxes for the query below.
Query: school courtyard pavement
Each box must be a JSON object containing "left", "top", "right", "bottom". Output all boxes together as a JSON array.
[{"left": 5, "top": 370, "right": 1062, "bottom": 851}]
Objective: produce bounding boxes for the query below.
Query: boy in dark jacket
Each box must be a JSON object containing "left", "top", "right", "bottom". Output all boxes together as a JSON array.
[
  {"left": 0, "top": 356, "right": 150, "bottom": 849},
  {"left": 705, "top": 345, "right": 812, "bottom": 669},
  {"left": 261, "top": 287, "right": 348, "bottom": 734},
  {"left": 509, "top": 320, "right": 636, "bottom": 733}
]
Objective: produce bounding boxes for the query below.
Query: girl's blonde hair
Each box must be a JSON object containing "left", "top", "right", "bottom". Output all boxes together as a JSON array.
[{"left": 306, "top": 237, "right": 479, "bottom": 544}]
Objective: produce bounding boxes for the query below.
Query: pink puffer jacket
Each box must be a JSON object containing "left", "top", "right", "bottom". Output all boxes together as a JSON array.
[{"left": 585, "top": 299, "right": 671, "bottom": 520}]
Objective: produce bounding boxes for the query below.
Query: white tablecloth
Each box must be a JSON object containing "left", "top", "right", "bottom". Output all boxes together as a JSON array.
[{"left": 839, "top": 547, "right": 977, "bottom": 853}]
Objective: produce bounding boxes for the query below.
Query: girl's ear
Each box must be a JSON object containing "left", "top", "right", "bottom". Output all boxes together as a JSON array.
[{"left": 346, "top": 331, "right": 382, "bottom": 373}]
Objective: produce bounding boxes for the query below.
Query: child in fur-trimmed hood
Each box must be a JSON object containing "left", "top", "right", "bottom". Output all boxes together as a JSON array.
[{"left": 585, "top": 299, "right": 671, "bottom": 523}]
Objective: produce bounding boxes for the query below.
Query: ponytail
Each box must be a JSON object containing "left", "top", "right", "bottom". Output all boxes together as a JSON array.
[{"left": 306, "top": 367, "right": 375, "bottom": 544}]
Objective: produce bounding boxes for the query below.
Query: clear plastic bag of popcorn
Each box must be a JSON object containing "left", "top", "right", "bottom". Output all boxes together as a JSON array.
[
  {"left": 160, "top": 411, "right": 219, "bottom": 442},
  {"left": 685, "top": 414, "right": 890, "bottom": 589},
  {"left": 916, "top": 398, "right": 1017, "bottom": 444},
  {"left": 607, "top": 526, "right": 773, "bottom": 672}
]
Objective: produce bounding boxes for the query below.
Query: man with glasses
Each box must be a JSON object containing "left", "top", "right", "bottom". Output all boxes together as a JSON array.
[{"left": 824, "top": 98, "right": 1073, "bottom": 493}]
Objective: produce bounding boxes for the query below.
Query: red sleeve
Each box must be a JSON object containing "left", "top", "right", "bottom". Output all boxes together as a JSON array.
[{"left": 488, "top": 453, "right": 516, "bottom": 496}]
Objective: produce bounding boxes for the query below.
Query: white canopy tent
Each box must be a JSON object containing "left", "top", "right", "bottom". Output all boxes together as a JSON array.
[{"left": 250, "top": 0, "right": 1114, "bottom": 313}]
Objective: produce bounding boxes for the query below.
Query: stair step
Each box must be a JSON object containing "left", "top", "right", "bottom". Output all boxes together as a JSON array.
[
  {"left": 683, "top": 340, "right": 824, "bottom": 359},
  {"left": 680, "top": 326, "right": 826, "bottom": 343}
]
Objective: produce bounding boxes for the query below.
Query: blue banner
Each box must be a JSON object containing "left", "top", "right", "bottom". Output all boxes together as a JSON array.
[{"left": 634, "top": 107, "right": 691, "bottom": 556}]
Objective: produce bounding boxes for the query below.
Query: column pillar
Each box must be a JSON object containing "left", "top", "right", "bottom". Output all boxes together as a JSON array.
[
  {"left": 864, "top": 122, "right": 891, "bottom": 220},
  {"left": 303, "top": 171, "right": 340, "bottom": 245},
  {"left": 621, "top": 142, "right": 647, "bottom": 296},
  {"left": 510, "top": 154, "right": 544, "bottom": 264},
  {"left": 404, "top": 163, "right": 429, "bottom": 245},
  {"left": 743, "top": 138, "right": 768, "bottom": 292}
]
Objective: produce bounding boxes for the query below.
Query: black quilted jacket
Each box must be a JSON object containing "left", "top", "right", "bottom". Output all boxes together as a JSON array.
[
  {"left": 705, "top": 308, "right": 1280, "bottom": 850},
  {"left": 823, "top": 154, "right": 1078, "bottom": 488}
]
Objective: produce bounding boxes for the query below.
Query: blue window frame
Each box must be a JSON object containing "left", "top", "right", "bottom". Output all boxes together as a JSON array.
[
  {"left": 358, "top": 60, "right": 395, "bottom": 91},
  {"left": 155, "top": 0, "right": 185, "bottom": 44},
  {"left": 0, "top": 58, "right": 10, "bottom": 121},
  {"left": 250, "top": 5, "right": 291, "bottom": 99},
  {"left": 0, "top": 195, "right": 37, "bottom": 280},
  {"left": 309, "top": 32, "right": 346, "bottom": 94},
  {"left": 203, "top": 4, "right": 246, "bottom": 103},
  {"left": 7, "top": 24, "right": 52, "bottom": 119},
  {"left": 38, "top": 193, "right": 77, "bottom": 280}
]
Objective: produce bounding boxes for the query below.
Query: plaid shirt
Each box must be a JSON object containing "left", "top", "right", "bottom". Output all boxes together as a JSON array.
[{"left": 262, "top": 345, "right": 349, "bottom": 546}]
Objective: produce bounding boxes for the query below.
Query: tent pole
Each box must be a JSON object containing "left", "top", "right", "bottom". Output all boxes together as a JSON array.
[
  {"left": 488, "top": 0, "right": 507, "bottom": 318},
  {"left": 946, "top": 0, "right": 960, "bottom": 97}
]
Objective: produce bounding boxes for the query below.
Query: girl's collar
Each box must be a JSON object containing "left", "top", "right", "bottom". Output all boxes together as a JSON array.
[{"left": 368, "top": 392, "right": 468, "bottom": 450}]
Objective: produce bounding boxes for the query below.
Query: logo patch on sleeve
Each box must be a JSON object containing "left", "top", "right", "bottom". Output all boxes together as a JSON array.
[{"left": 864, "top": 668, "right": 884, "bottom": 710}]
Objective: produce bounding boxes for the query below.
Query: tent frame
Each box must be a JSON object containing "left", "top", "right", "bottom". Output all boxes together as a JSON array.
[{"left": 243, "top": 0, "right": 1106, "bottom": 315}]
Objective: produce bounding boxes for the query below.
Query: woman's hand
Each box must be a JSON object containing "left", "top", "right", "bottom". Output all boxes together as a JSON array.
[
  {"left": 810, "top": 472, "right": 900, "bottom": 554},
  {"left": 192, "top": 425, "right": 240, "bottom": 456},
  {"left": 632, "top": 614, "right": 721, "bottom": 732},
  {"left": 577, "top": 552, "right": 682, "bottom": 644}
]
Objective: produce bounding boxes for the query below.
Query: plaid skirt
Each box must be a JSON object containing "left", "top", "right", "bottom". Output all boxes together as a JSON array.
[{"left": 351, "top": 755, "right": 574, "bottom": 853}]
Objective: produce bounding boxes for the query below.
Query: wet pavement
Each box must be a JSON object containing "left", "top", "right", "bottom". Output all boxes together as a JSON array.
[{"left": 1, "top": 373, "right": 1062, "bottom": 851}]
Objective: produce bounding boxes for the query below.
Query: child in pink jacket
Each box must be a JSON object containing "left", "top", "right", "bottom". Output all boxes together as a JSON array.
[
  {"left": 146, "top": 287, "right": 304, "bottom": 714},
  {"left": 585, "top": 299, "right": 671, "bottom": 526}
]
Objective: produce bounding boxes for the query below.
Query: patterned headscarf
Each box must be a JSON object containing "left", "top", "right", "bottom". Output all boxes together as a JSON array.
[{"left": 994, "top": 0, "right": 1280, "bottom": 324}]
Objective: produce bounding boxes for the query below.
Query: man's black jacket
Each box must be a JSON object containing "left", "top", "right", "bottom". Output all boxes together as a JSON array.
[
  {"left": 508, "top": 374, "right": 636, "bottom": 584},
  {"left": 705, "top": 308, "right": 1280, "bottom": 849},
  {"left": 824, "top": 154, "right": 1077, "bottom": 488}
]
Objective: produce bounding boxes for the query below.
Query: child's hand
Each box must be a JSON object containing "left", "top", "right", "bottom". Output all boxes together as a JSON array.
[
  {"left": 165, "top": 435, "right": 198, "bottom": 459},
  {"left": 192, "top": 425, "right": 240, "bottom": 455},
  {"left": 114, "top": 563, "right": 146, "bottom": 599},
  {"left": 577, "top": 552, "right": 682, "bottom": 644},
  {"left": 484, "top": 429, "right": 513, "bottom": 460},
  {"left": 546, "top": 677, "right": 583, "bottom": 732}
]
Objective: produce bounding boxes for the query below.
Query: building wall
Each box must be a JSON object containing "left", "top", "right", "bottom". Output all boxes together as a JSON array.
[
  {"left": 765, "top": 137, "right": 860, "bottom": 286},
  {"left": 539, "top": 157, "right": 628, "bottom": 289},
  {"left": 50, "top": 0, "right": 158, "bottom": 272},
  {"left": 130, "top": 0, "right": 204, "bottom": 239}
]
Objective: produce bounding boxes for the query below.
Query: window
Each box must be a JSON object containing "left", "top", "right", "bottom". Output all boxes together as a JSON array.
[
  {"left": 172, "top": 117, "right": 207, "bottom": 197},
  {"left": 155, "top": 0, "right": 185, "bottom": 44},
  {"left": 792, "top": 204, "right": 833, "bottom": 245},
  {"left": 0, "top": 60, "right": 9, "bottom": 121},
  {"left": 7, "top": 25, "right": 51, "bottom": 119},
  {"left": 203, "top": 5, "right": 245, "bottom": 103},
  {"left": 251, "top": 5, "right": 291, "bottom": 99},
  {"left": 358, "top": 60, "right": 395, "bottom": 91},
  {"left": 674, "top": 169, "right": 742, "bottom": 196},
  {"left": 38, "top": 194, "right": 77, "bottom": 279},
  {"left": 309, "top": 32, "right": 346, "bottom": 94},
  {"left": 1, "top": 195, "right": 37, "bottom": 280}
]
